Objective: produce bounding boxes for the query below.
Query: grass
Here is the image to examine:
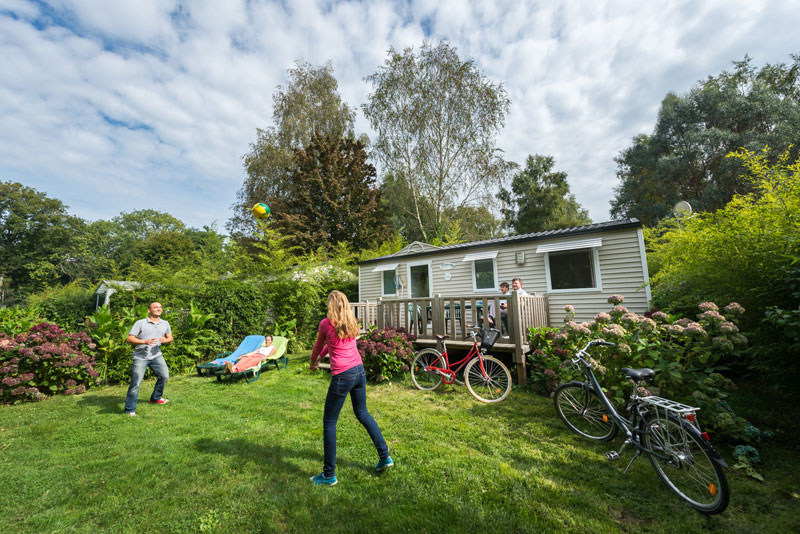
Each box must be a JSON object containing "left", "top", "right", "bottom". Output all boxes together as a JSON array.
[{"left": 1, "top": 353, "right": 798, "bottom": 534}]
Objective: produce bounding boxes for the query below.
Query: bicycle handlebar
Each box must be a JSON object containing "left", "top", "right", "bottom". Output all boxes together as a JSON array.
[{"left": 572, "top": 339, "right": 616, "bottom": 365}]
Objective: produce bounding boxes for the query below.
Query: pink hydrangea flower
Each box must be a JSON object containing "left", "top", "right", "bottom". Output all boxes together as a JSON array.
[
  {"left": 651, "top": 311, "right": 669, "bottom": 322},
  {"left": 719, "top": 321, "right": 739, "bottom": 334},
  {"left": 601, "top": 324, "right": 626, "bottom": 337},
  {"left": 712, "top": 337, "right": 734, "bottom": 351},
  {"left": 607, "top": 295, "right": 625, "bottom": 305},
  {"left": 594, "top": 312, "right": 611, "bottom": 323},
  {"left": 723, "top": 302, "right": 745, "bottom": 316},
  {"left": 699, "top": 302, "right": 719, "bottom": 312},
  {"left": 639, "top": 318, "right": 657, "bottom": 332}
]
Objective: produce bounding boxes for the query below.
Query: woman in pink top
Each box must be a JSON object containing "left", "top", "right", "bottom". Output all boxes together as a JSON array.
[{"left": 308, "top": 291, "right": 393, "bottom": 486}]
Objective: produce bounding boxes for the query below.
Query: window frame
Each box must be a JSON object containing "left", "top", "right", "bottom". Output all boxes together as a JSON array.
[
  {"left": 381, "top": 269, "right": 397, "bottom": 297},
  {"left": 406, "top": 260, "right": 433, "bottom": 298},
  {"left": 471, "top": 257, "right": 499, "bottom": 293},
  {"left": 544, "top": 247, "right": 603, "bottom": 293}
]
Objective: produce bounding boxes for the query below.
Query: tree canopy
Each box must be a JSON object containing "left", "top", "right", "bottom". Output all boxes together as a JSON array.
[
  {"left": 229, "top": 61, "right": 357, "bottom": 238},
  {"left": 270, "top": 133, "right": 390, "bottom": 254},
  {"left": 0, "top": 180, "right": 89, "bottom": 299},
  {"left": 611, "top": 53, "right": 800, "bottom": 226},
  {"left": 363, "top": 41, "right": 512, "bottom": 242},
  {"left": 498, "top": 155, "right": 591, "bottom": 234}
]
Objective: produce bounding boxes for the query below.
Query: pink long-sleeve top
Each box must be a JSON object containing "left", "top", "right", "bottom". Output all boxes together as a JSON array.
[{"left": 311, "top": 318, "right": 362, "bottom": 375}]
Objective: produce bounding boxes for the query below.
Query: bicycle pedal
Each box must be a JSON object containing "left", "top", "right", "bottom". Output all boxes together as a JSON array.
[{"left": 605, "top": 451, "right": 620, "bottom": 461}]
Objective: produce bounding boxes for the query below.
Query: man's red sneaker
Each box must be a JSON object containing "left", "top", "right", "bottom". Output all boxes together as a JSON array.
[{"left": 149, "top": 398, "right": 169, "bottom": 405}]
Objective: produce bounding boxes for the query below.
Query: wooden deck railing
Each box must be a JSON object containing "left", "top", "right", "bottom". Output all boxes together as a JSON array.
[
  {"left": 350, "top": 302, "right": 378, "bottom": 332},
  {"left": 369, "top": 292, "right": 549, "bottom": 385}
]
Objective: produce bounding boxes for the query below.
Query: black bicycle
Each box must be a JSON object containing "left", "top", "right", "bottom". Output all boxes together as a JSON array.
[{"left": 554, "top": 339, "right": 730, "bottom": 514}]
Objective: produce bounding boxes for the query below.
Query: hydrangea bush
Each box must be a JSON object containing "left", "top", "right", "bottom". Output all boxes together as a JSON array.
[
  {"left": 357, "top": 325, "right": 416, "bottom": 382},
  {"left": 528, "top": 295, "right": 763, "bottom": 444},
  {"left": 0, "top": 322, "right": 100, "bottom": 404}
]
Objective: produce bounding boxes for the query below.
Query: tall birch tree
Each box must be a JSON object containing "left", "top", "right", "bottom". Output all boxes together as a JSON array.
[{"left": 363, "top": 41, "right": 512, "bottom": 242}]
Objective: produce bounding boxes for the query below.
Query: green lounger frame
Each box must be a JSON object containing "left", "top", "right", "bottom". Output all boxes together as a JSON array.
[{"left": 215, "top": 336, "right": 289, "bottom": 383}]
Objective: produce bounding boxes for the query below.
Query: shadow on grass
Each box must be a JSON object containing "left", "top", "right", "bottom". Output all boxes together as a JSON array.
[
  {"left": 194, "top": 437, "right": 320, "bottom": 477},
  {"left": 77, "top": 393, "right": 124, "bottom": 414}
]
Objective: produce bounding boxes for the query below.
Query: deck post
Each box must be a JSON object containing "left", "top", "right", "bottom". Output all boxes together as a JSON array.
[
  {"left": 377, "top": 298, "right": 384, "bottom": 329},
  {"left": 432, "top": 294, "right": 442, "bottom": 337},
  {"left": 509, "top": 291, "right": 527, "bottom": 385}
]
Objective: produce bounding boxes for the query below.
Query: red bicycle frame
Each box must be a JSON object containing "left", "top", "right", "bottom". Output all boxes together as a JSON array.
[{"left": 425, "top": 334, "right": 488, "bottom": 384}]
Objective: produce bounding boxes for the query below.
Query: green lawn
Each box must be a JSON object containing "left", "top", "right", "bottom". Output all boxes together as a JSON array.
[{"left": 1, "top": 354, "right": 798, "bottom": 534}]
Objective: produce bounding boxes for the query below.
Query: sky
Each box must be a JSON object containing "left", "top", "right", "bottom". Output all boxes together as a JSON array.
[{"left": 1, "top": 0, "right": 798, "bottom": 232}]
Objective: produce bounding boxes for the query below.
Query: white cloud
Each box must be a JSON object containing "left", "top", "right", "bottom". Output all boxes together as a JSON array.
[{"left": 0, "top": 0, "right": 798, "bottom": 229}]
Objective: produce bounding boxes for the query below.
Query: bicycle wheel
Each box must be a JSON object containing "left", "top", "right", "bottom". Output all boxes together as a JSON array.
[
  {"left": 464, "top": 355, "right": 512, "bottom": 403},
  {"left": 642, "top": 412, "right": 729, "bottom": 514},
  {"left": 411, "top": 349, "right": 445, "bottom": 391},
  {"left": 553, "top": 382, "right": 618, "bottom": 441}
]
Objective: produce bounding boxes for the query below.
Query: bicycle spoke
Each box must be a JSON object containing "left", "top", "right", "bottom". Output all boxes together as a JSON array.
[
  {"left": 554, "top": 383, "right": 617, "bottom": 441},
  {"left": 644, "top": 413, "right": 728, "bottom": 513}
]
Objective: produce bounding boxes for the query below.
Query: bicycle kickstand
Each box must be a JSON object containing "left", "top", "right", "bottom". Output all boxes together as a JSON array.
[
  {"left": 605, "top": 438, "right": 641, "bottom": 474},
  {"left": 623, "top": 450, "right": 641, "bottom": 474}
]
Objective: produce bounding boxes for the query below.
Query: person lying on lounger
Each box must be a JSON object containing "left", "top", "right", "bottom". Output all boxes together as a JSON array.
[{"left": 224, "top": 335, "right": 275, "bottom": 373}]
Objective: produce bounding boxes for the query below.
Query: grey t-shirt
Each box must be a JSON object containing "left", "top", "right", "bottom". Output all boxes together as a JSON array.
[{"left": 129, "top": 318, "right": 172, "bottom": 360}]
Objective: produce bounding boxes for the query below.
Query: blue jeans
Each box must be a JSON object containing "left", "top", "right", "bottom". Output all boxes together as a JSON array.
[
  {"left": 322, "top": 364, "right": 389, "bottom": 477},
  {"left": 124, "top": 355, "right": 169, "bottom": 413}
]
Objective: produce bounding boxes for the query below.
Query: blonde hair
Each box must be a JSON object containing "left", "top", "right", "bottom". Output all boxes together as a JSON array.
[{"left": 326, "top": 290, "right": 358, "bottom": 339}]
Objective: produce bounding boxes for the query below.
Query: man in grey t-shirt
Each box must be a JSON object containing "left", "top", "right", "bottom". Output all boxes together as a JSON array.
[{"left": 123, "top": 302, "right": 173, "bottom": 416}]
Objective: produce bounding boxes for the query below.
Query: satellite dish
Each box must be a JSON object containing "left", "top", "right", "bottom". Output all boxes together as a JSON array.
[{"left": 673, "top": 201, "right": 692, "bottom": 216}]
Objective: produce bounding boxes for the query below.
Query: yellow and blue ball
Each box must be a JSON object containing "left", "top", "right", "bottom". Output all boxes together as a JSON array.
[{"left": 252, "top": 202, "right": 271, "bottom": 220}]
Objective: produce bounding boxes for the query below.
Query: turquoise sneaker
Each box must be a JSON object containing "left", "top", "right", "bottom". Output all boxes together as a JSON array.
[
  {"left": 310, "top": 473, "right": 338, "bottom": 486},
  {"left": 375, "top": 457, "right": 394, "bottom": 472}
]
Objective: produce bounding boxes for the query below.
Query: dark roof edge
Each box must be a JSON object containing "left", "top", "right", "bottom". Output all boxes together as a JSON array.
[{"left": 358, "top": 218, "right": 642, "bottom": 266}]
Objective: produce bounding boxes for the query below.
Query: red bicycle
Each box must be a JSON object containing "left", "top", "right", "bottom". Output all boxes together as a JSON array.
[{"left": 411, "top": 327, "right": 512, "bottom": 403}]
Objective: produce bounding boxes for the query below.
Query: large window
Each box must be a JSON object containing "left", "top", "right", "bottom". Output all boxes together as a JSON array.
[
  {"left": 473, "top": 258, "right": 497, "bottom": 291},
  {"left": 546, "top": 248, "right": 601, "bottom": 291},
  {"left": 382, "top": 270, "right": 397, "bottom": 296}
]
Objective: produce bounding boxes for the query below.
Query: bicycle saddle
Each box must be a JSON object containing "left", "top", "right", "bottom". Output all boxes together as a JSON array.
[
  {"left": 435, "top": 334, "right": 450, "bottom": 341},
  {"left": 621, "top": 367, "right": 655, "bottom": 381}
]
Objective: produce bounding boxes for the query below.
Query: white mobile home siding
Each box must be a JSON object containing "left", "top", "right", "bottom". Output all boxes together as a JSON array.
[{"left": 359, "top": 224, "right": 650, "bottom": 324}]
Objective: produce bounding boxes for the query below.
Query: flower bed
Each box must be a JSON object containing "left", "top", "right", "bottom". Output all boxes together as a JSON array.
[
  {"left": 0, "top": 322, "right": 100, "bottom": 403},
  {"left": 528, "top": 296, "right": 765, "bottom": 445},
  {"left": 357, "top": 326, "right": 416, "bottom": 382}
]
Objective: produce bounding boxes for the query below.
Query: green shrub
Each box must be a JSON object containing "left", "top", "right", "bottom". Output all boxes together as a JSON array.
[
  {"left": 195, "top": 280, "right": 271, "bottom": 348},
  {"left": 0, "top": 306, "right": 42, "bottom": 336},
  {"left": 86, "top": 305, "right": 146, "bottom": 384},
  {"left": 646, "top": 148, "right": 800, "bottom": 380},
  {"left": 86, "top": 302, "right": 221, "bottom": 383},
  {"left": 163, "top": 302, "right": 222, "bottom": 374},
  {"left": 536, "top": 295, "right": 763, "bottom": 445},
  {"left": 525, "top": 327, "right": 568, "bottom": 395},
  {"left": 357, "top": 325, "right": 417, "bottom": 381},
  {"left": 25, "top": 282, "right": 95, "bottom": 331},
  {"left": 756, "top": 264, "right": 800, "bottom": 381},
  {"left": 0, "top": 322, "right": 100, "bottom": 403}
]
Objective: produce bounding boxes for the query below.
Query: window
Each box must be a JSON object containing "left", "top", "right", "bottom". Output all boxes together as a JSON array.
[
  {"left": 473, "top": 258, "right": 497, "bottom": 291},
  {"left": 382, "top": 270, "right": 396, "bottom": 296},
  {"left": 371, "top": 263, "right": 399, "bottom": 296},
  {"left": 462, "top": 250, "right": 498, "bottom": 292},
  {"left": 407, "top": 261, "right": 432, "bottom": 298},
  {"left": 545, "top": 248, "right": 602, "bottom": 292}
]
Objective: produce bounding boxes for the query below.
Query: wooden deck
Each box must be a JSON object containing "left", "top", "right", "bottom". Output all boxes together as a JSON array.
[{"left": 351, "top": 293, "right": 549, "bottom": 385}]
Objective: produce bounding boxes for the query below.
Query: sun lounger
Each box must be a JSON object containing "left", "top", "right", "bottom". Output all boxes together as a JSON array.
[{"left": 195, "top": 335, "right": 265, "bottom": 376}]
